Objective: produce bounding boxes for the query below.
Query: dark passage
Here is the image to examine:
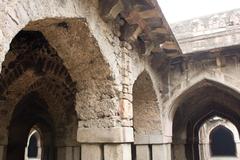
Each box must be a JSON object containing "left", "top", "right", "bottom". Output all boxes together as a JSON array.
[
  {"left": 28, "top": 134, "right": 38, "bottom": 157},
  {"left": 210, "top": 125, "right": 236, "bottom": 156}
]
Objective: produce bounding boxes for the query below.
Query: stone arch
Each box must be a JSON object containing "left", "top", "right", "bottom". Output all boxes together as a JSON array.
[
  {"left": 0, "top": 29, "right": 80, "bottom": 160},
  {"left": 1, "top": 14, "right": 121, "bottom": 136},
  {"left": 169, "top": 78, "right": 240, "bottom": 160},
  {"left": 131, "top": 70, "right": 162, "bottom": 160},
  {"left": 25, "top": 127, "right": 42, "bottom": 160},
  {"left": 7, "top": 92, "right": 55, "bottom": 160},
  {"left": 206, "top": 119, "right": 240, "bottom": 144},
  {"left": 167, "top": 77, "right": 240, "bottom": 121},
  {"left": 0, "top": 0, "right": 119, "bottom": 79},
  {"left": 0, "top": 14, "right": 123, "bottom": 159},
  {"left": 132, "top": 70, "right": 161, "bottom": 140},
  {"left": 24, "top": 19, "right": 119, "bottom": 129},
  {"left": 198, "top": 116, "right": 240, "bottom": 159}
]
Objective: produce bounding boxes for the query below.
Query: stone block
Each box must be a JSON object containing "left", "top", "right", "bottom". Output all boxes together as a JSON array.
[
  {"left": 57, "top": 147, "right": 73, "bottom": 160},
  {"left": 119, "top": 99, "right": 133, "bottom": 119},
  {"left": 136, "top": 145, "right": 150, "bottom": 160},
  {"left": 81, "top": 144, "right": 102, "bottom": 160},
  {"left": 77, "top": 127, "right": 134, "bottom": 143},
  {"left": 104, "top": 144, "right": 131, "bottom": 160},
  {"left": 0, "top": 145, "right": 6, "bottom": 160},
  {"left": 73, "top": 146, "right": 81, "bottom": 160},
  {"left": 152, "top": 144, "right": 171, "bottom": 160}
]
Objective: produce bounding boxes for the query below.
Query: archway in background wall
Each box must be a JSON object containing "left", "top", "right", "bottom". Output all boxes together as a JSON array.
[
  {"left": 7, "top": 92, "right": 54, "bottom": 160},
  {"left": 132, "top": 70, "right": 161, "bottom": 160},
  {"left": 0, "top": 29, "right": 77, "bottom": 160},
  {"left": 171, "top": 79, "right": 240, "bottom": 160},
  {"left": 25, "top": 128, "right": 42, "bottom": 160},
  {"left": 210, "top": 125, "right": 236, "bottom": 156},
  {"left": 198, "top": 116, "right": 240, "bottom": 159}
]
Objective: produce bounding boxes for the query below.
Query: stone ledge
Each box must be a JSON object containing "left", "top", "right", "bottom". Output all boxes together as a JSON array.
[
  {"left": 77, "top": 127, "right": 133, "bottom": 143},
  {"left": 134, "top": 134, "right": 172, "bottom": 145}
]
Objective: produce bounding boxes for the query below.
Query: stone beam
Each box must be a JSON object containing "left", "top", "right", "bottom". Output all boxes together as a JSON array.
[
  {"left": 99, "top": 0, "right": 182, "bottom": 57},
  {"left": 100, "top": 0, "right": 124, "bottom": 20},
  {"left": 160, "top": 41, "right": 179, "bottom": 51},
  {"left": 77, "top": 127, "right": 134, "bottom": 143}
]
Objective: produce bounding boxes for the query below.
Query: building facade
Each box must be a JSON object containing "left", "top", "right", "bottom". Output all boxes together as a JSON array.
[{"left": 0, "top": 0, "right": 240, "bottom": 159}]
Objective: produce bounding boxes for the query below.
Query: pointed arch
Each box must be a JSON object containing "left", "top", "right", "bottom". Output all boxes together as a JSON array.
[
  {"left": 210, "top": 125, "right": 236, "bottom": 156},
  {"left": 169, "top": 78, "right": 240, "bottom": 120},
  {"left": 132, "top": 70, "right": 161, "bottom": 136},
  {"left": 170, "top": 78, "right": 240, "bottom": 160}
]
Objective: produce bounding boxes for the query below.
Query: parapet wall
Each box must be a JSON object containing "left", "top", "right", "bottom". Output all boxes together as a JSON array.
[{"left": 171, "top": 9, "right": 240, "bottom": 53}]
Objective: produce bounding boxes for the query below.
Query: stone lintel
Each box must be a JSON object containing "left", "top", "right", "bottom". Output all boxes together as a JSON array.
[
  {"left": 77, "top": 127, "right": 133, "bottom": 143},
  {"left": 134, "top": 134, "right": 172, "bottom": 145}
]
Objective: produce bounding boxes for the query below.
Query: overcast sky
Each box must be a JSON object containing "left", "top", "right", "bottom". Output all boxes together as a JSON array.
[{"left": 157, "top": 0, "right": 240, "bottom": 23}]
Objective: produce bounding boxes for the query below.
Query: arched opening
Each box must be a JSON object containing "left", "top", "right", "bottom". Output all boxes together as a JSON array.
[
  {"left": 25, "top": 128, "right": 42, "bottom": 160},
  {"left": 210, "top": 125, "right": 236, "bottom": 156},
  {"left": 28, "top": 134, "right": 38, "bottom": 158},
  {"left": 132, "top": 71, "right": 161, "bottom": 160},
  {"left": 171, "top": 79, "right": 240, "bottom": 160},
  {"left": 198, "top": 116, "right": 240, "bottom": 159},
  {"left": 1, "top": 29, "right": 77, "bottom": 160},
  {"left": 7, "top": 92, "right": 54, "bottom": 160},
  {"left": 133, "top": 71, "right": 160, "bottom": 135}
]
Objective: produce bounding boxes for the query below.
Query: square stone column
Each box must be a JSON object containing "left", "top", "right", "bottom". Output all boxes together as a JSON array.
[
  {"left": 77, "top": 127, "right": 134, "bottom": 160},
  {"left": 136, "top": 145, "right": 150, "bottom": 160},
  {"left": 104, "top": 144, "right": 131, "bottom": 160},
  {"left": 57, "top": 146, "right": 81, "bottom": 160},
  {"left": 152, "top": 144, "right": 171, "bottom": 160},
  {"left": 0, "top": 145, "right": 6, "bottom": 160},
  {"left": 81, "top": 144, "right": 103, "bottom": 160}
]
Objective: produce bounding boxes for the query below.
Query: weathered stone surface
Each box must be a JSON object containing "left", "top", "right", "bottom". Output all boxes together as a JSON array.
[
  {"left": 81, "top": 144, "right": 102, "bottom": 160},
  {"left": 2, "top": 0, "right": 240, "bottom": 160},
  {"left": 136, "top": 145, "right": 151, "bottom": 160},
  {"left": 77, "top": 127, "right": 133, "bottom": 143},
  {"left": 171, "top": 9, "right": 240, "bottom": 53},
  {"left": 104, "top": 144, "right": 131, "bottom": 160}
]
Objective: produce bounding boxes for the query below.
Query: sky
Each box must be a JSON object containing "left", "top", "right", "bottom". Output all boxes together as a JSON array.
[{"left": 157, "top": 0, "right": 240, "bottom": 23}]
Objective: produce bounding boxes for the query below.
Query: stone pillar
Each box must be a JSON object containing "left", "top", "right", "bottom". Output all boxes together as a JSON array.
[
  {"left": 236, "top": 142, "right": 240, "bottom": 158},
  {"left": 57, "top": 146, "right": 81, "bottom": 160},
  {"left": 199, "top": 143, "right": 210, "bottom": 160},
  {"left": 152, "top": 144, "right": 171, "bottom": 160},
  {"left": 172, "top": 144, "right": 187, "bottom": 160},
  {"left": 81, "top": 144, "right": 102, "bottom": 160},
  {"left": 134, "top": 134, "right": 172, "bottom": 160},
  {"left": 104, "top": 144, "right": 131, "bottom": 160},
  {"left": 77, "top": 127, "right": 134, "bottom": 160},
  {"left": 136, "top": 145, "right": 150, "bottom": 160},
  {"left": 0, "top": 145, "right": 6, "bottom": 160}
]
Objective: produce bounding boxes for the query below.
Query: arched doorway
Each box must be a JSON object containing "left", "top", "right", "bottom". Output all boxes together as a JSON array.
[
  {"left": 171, "top": 80, "right": 240, "bottom": 160},
  {"left": 25, "top": 128, "right": 42, "bottom": 160},
  {"left": 2, "top": 30, "right": 77, "bottom": 160},
  {"left": 210, "top": 125, "right": 236, "bottom": 156},
  {"left": 7, "top": 92, "right": 54, "bottom": 160},
  {"left": 198, "top": 116, "right": 240, "bottom": 159}
]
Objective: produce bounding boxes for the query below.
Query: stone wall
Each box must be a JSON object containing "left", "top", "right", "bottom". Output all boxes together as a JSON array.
[{"left": 171, "top": 9, "right": 240, "bottom": 53}]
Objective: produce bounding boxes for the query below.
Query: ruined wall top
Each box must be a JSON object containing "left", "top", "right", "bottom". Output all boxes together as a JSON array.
[{"left": 171, "top": 8, "right": 240, "bottom": 54}]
